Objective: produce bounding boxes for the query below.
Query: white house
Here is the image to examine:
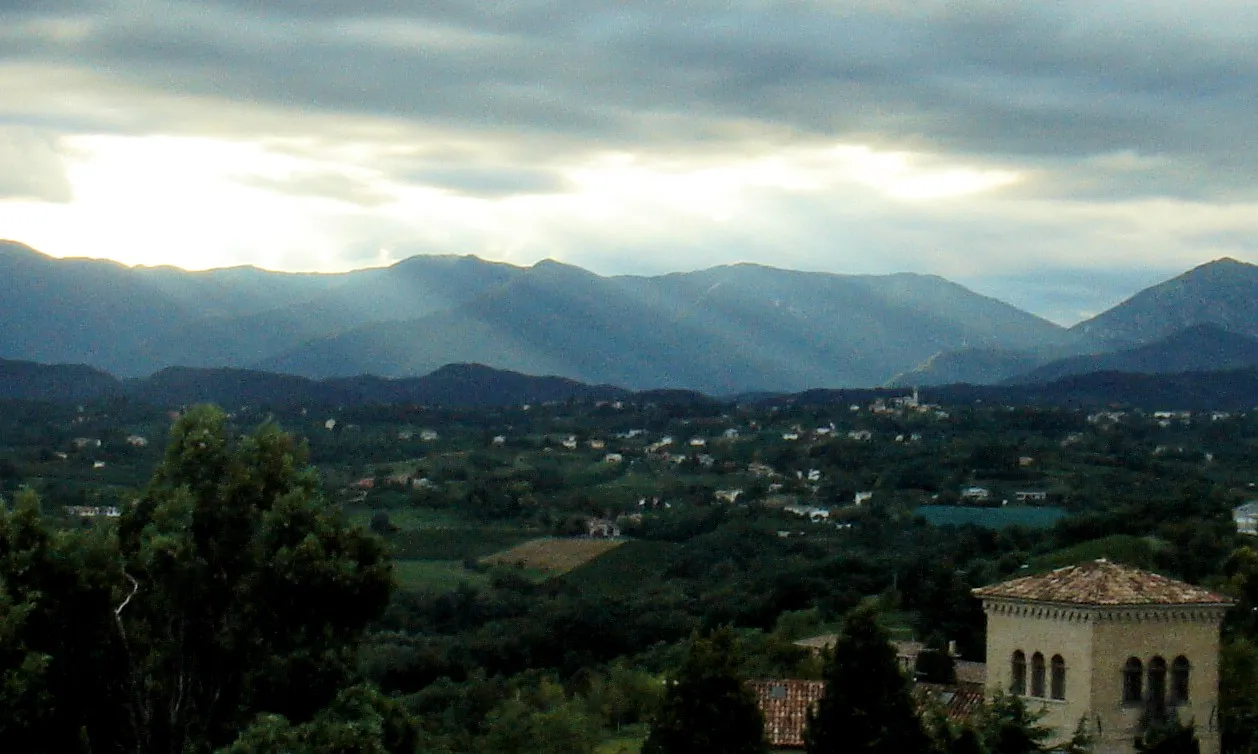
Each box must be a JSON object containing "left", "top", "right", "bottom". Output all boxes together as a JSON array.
[
  {"left": 854, "top": 491, "right": 874, "bottom": 506},
  {"left": 1235, "top": 501, "right": 1258, "bottom": 536},
  {"left": 1014, "top": 491, "right": 1049, "bottom": 503},
  {"left": 961, "top": 486, "right": 991, "bottom": 502}
]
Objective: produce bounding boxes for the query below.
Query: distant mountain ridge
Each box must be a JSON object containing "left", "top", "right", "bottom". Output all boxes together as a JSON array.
[
  {"left": 7, "top": 241, "right": 1258, "bottom": 394},
  {"left": 0, "top": 358, "right": 636, "bottom": 407},
  {"left": 1071, "top": 258, "right": 1258, "bottom": 346},
  {"left": 0, "top": 241, "right": 1068, "bottom": 393},
  {"left": 894, "top": 258, "right": 1258, "bottom": 387},
  {"left": 6, "top": 357, "right": 1258, "bottom": 412},
  {"left": 1007, "top": 325, "right": 1258, "bottom": 384}
]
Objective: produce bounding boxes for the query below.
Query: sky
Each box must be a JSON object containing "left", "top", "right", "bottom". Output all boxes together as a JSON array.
[{"left": 2, "top": 1, "right": 1257, "bottom": 325}]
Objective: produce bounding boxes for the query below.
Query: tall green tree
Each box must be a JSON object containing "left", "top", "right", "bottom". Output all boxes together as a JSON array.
[
  {"left": 114, "top": 405, "right": 395, "bottom": 752},
  {"left": 1135, "top": 715, "right": 1200, "bottom": 754},
  {"left": 1221, "top": 636, "right": 1258, "bottom": 754},
  {"left": 642, "top": 626, "right": 768, "bottom": 754},
  {"left": 803, "top": 603, "right": 931, "bottom": 754},
  {"left": 976, "top": 691, "right": 1054, "bottom": 754},
  {"left": 224, "top": 685, "right": 419, "bottom": 754},
  {"left": 0, "top": 488, "right": 128, "bottom": 753}
]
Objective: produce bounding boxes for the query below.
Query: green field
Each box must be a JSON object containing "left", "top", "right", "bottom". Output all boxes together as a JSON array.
[
  {"left": 387, "top": 527, "right": 535, "bottom": 560},
  {"left": 348, "top": 506, "right": 467, "bottom": 530},
  {"left": 914, "top": 505, "right": 1069, "bottom": 529},
  {"left": 560, "top": 539, "right": 679, "bottom": 597},
  {"left": 392, "top": 559, "right": 490, "bottom": 591}
]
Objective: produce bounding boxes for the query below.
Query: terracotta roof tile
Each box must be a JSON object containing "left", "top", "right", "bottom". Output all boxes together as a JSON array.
[
  {"left": 914, "top": 682, "right": 986, "bottom": 724},
  {"left": 750, "top": 679, "right": 984, "bottom": 747},
  {"left": 954, "top": 661, "right": 987, "bottom": 688},
  {"left": 972, "top": 559, "right": 1232, "bottom": 606},
  {"left": 749, "top": 679, "right": 824, "bottom": 749}
]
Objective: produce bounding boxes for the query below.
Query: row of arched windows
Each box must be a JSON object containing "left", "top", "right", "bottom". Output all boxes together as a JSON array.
[
  {"left": 1010, "top": 651, "right": 1066, "bottom": 700},
  {"left": 1123, "top": 656, "right": 1190, "bottom": 706}
]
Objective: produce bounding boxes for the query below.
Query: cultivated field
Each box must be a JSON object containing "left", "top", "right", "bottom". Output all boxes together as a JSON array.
[
  {"left": 480, "top": 537, "right": 625, "bottom": 576},
  {"left": 392, "top": 559, "right": 490, "bottom": 591}
]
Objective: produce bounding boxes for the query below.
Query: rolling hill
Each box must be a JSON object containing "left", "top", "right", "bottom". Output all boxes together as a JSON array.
[
  {"left": 259, "top": 262, "right": 1069, "bottom": 393},
  {"left": 8, "top": 240, "right": 1258, "bottom": 394},
  {"left": 1071, "top": 257, "right": 1258, "bottom": 346},
  {"left": 1008, "top": 325, "right": 1258, "bottom": 384}
]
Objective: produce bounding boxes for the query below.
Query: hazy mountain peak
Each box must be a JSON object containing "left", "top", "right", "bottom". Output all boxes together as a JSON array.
[{"left": 1071, "top": 256, "right": 1258, "bottom": 346}]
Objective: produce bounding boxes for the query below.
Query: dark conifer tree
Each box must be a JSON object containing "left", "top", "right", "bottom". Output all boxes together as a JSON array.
[
  {"left": 804, "top": 603, "right": 931, "bottom": 754},
  {"left": 643, "top": 626, "right": 768, "bottom": 754}
]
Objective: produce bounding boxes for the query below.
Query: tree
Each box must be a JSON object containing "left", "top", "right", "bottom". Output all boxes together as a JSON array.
[
  {"left": 0, "top": 406, "right": 396, "bottom": 753},
  {"left": 224, "top": 685, "right": 419, "bottom": 754},
  {"left": 114, "top": 406, "right": 395, "bottom": 752},
  {"left": 0, "top": 488, "right": 128, "bottom": 752},
  {"left": 803, "top": 603, "right": 930, "bottom": 754},
  {"left": 478, "top": 678, "right": 601, "bottom": 754},
  {"left": 1134, "top": 715, "right": 1200, "bottom": 754},
  {"left": 974, "top": 691, "right": 1054, "bottom": 754},
  {"left": 1221, "top": 636, "right": 1258, "bottom": 754},
  {"left": 642, "top": 626, "right": 768, "bottom": 754}
]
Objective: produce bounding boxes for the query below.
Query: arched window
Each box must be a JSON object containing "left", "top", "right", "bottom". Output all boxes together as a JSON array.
[
  {"left": 1051, "top": 655, "right": 1066, "bottom": 700},
  {"left": 1171, "top": 656, "right": 1190, "bottom": 704},
  {"left": 1031, "top": 652, "right": 1046, "bottom": 697},
  {"left": 1011, "top": 650, "right": 1027, "bottom": 695},
  {"left": 1123, "top": 657, "right": 1143, "bottom": 703},
  {"left": 1148, "top": 656, "right": 1168, "bottom": 707}
]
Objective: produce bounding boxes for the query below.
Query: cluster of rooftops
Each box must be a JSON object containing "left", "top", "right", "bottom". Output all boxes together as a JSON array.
[{"left": 753, "top": 560, "right": 1232, "bottom": 749}]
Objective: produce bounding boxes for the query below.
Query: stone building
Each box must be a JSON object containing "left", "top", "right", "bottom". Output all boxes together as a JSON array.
[{"left": 973, "top": 560, "right": 1232, "bottom": 754}]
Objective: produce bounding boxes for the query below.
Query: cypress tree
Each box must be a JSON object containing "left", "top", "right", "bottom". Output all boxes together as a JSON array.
[
  {"left": 643, "top": 626, "right": 768, "bottom": 754},
  {"left": 804, "top": 603, "right": 931, "bottom": 754}
]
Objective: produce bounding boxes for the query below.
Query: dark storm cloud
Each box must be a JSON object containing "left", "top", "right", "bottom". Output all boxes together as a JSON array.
[
  {"left": 4, "top": 0, "right": 1258, "bottom": 323},
  {"left": 4, "top": 0, "right": 1256, "bottom": 196}
]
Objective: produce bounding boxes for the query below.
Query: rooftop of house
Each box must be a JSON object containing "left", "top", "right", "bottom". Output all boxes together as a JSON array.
[
  {"left": 749, "top": 679, "right": 824, "bottom": 748},
  {"left": 749, "top": 678, "right": 984, "bottom": 749},
  {"left": 1234, "top": 501, "right": 1258, "bottom": 516},
  {"left": 972, "top": 559, "right": 1233, "bottom": 607}
]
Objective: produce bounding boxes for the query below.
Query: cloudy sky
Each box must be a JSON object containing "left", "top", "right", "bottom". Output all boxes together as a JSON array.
[{"left": 2, "top": 1, "right": 1256, "bottom": 324}]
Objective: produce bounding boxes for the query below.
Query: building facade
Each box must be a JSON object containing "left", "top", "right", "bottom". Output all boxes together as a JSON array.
[{"left": 974, "top": 560, "right": 1231, "bottom": 754}]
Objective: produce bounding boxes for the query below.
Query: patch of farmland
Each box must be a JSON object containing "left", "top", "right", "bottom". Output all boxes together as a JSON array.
[
  {"left": 388, "top": 527, "right": 535, "bottom": 560},
  {"left": 392, "top": 559, "right": 490, "bottom": 592},
  {"left": 479, "top": 537, "right": 625, "bottom": 577},
  {"left": 559, "top": 540, "right": 679, "bottom": 598}
]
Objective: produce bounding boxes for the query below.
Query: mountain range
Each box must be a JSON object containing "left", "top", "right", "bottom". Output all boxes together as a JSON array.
[{"left": 4, "top": 239, "right": 1258, "bottom": 395}]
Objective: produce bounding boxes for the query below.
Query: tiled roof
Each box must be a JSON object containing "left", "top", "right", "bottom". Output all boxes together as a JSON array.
[
  {"left": 972, "top": 559, "right": 1232, "bottom": 606},
  {"left": 749, "top": 679, "right": 824, "bottom": 749},
  {"left": 954, "top": 661, "right": 987, "bottom": 688},
  {"left": 914, "top": 683, "right": 986, "bottom": 724},
  {"left": 750, "top": 679, "right": 983, "bottom": 748}
]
